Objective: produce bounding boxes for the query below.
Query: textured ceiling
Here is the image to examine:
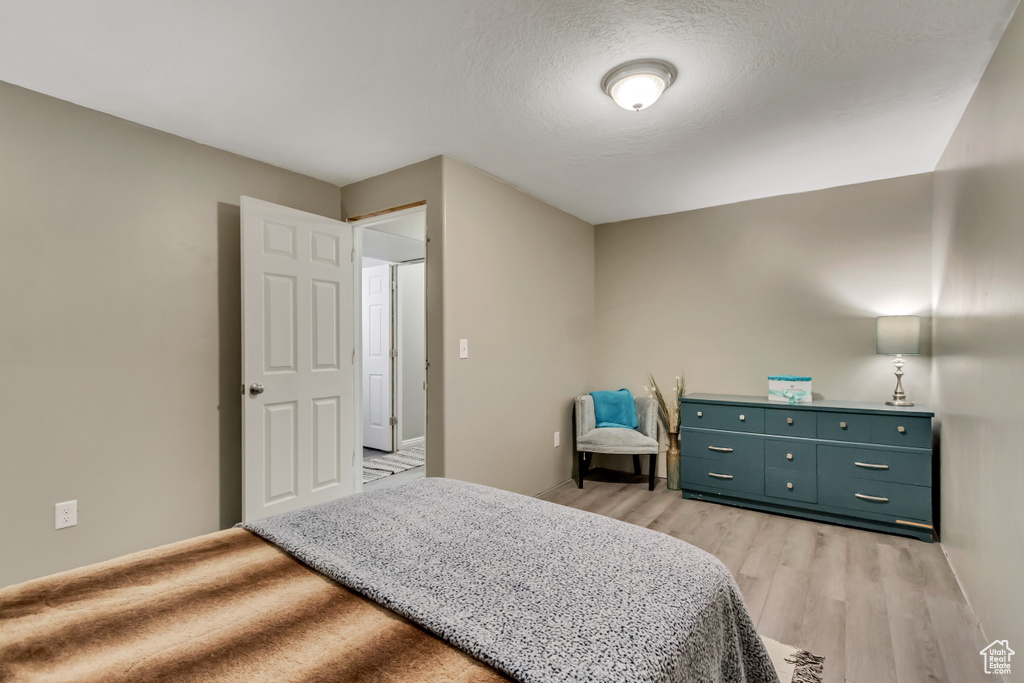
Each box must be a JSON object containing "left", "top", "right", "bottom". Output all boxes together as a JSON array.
[{"left": 0, "top": 1, "right": 1017, "bottom": 224}]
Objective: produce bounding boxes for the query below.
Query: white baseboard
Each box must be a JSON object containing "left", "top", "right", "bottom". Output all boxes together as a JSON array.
[{"left": 400, "top": 437, "right": 425, "bottom": 450}]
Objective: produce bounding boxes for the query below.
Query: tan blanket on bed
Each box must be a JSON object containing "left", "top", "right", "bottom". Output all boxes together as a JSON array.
[{"left": 0, "top": 528, "right": 510, "bottom": 682}]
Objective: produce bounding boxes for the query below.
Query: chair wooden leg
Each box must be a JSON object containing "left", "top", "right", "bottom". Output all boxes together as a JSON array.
[
  {"left": 576, "top": 452, "right": 588, "bottom": 488},
  {"left": 648, "top": 454, "right": 657, "bottom": 491},
  {"left": 632, "top": 454, "right": 641, "bottom": 475}
]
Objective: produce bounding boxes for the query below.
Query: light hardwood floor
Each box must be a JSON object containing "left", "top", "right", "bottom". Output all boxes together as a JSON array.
[{"left": 537, "top": 469, "right": 992, "bottom": 683}]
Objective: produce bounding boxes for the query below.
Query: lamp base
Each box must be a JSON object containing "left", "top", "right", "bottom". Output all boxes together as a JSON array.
[{"left": 886, "top": 355, "right": 913, "bottom": 406}]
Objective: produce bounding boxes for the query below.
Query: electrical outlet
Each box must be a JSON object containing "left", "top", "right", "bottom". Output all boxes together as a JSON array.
[
  {"left": 55, "top": 500, "right": 77, "bottom": 530},
  {"left": 554, "top": 431, "right": 560, "bottom": 447}
]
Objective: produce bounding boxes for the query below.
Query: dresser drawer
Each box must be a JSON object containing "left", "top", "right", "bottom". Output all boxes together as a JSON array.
[
  {"left": 766, "top": 468, "right": 817, "bottom": 504},
  {"left": 764, "top": 408, "right": 816, "bottom": 438},
  {"left": 816, "top": 412, "right": 873, "bottom": 443},
  {"left": 680, "top": 403, "right": 764, "bottom": 433},
  {"left": 681, "top": 430, "right": 764, "bottom": 466},
  {"left": 871, "top": 415, "right": 931, "bottom": 449},
  {"left": 818, "top": 445, "right": 931, "bottom": 486},
  {"left": 818, "top": 474, "right": 931, "bottom": 521},
  {"left": 682, "top": 456, "right": 764, "bottom": 495},
  {"left": 764, "top": 439, "right": 816, "bottom": 472}
]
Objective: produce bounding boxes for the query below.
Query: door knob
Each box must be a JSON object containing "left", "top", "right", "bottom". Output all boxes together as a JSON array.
[{"left": 249, "top": 383, "right": 265, "bottom": 396}]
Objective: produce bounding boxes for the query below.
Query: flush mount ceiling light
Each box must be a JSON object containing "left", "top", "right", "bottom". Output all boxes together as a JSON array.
[{"left": 601, "top": 59, "right": 677, "bottom": 111}]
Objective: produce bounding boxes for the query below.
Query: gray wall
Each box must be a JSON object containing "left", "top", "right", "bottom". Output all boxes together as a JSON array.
[
  {"left": 339, "top": 158, "right": 445, "bottom": 476},
  {"left": 0, "top": 81, "right": 341, "bottom": 587},
  {"left": 932, "top": 4, "right": 1024, "bottom": 652},
  {"left": 398, "top": 262, "right": 426, "bottom": 444},
  {"left": 441, "top": 157, "right": 595, "bottom": 495},
  {"left": 342, "top": 157, "right": 596, "bottom": 494},
  {"left": 594, "top": 176, "right": 933, "bottom": 476}
]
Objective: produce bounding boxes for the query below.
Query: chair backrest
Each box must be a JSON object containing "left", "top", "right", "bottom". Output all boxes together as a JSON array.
[
  {"left": 574, "top": 395, "right": 597, "bottom": 436},
  {"left": 574, "top": 394, "right": 657, "bottom": 440}
]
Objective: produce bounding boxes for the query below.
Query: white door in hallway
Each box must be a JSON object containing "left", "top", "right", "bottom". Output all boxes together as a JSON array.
[
  {"left": 362, "top": 264, "right": 393, "bottom": 451},
  {"left": 241, "top": 197, "right": 356, "bottom": 523}
]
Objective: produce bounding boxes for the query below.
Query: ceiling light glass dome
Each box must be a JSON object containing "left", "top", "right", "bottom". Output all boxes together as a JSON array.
[{"left": 602, "top": 59, "right": 677, "bottom": 111}]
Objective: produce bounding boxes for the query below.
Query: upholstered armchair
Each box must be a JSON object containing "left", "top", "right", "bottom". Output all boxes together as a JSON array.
[{"left": 573, "top": 394, "right": 659, "bottom": 490}]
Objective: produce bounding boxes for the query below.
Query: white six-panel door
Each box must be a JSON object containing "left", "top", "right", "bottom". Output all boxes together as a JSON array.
[
  {"left": 362, "top": 264, "right": 393, "bottom": 451},
  {"left": 241, "top": 197, "right": 355, "bottom": 523}
]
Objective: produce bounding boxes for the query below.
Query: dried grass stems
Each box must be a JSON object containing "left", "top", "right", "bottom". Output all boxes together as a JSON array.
[{"left": 645, "top": 372, "right": 686, "bottom": 434}]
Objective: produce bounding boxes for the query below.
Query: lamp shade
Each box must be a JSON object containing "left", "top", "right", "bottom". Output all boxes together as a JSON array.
[{"left": 876, "top": 315, "right": 921, "bottom": 355}]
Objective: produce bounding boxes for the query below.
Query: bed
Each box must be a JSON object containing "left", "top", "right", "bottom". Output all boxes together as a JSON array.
[{"left": 0, "top": 478, "right": 778, "bottom": 683}]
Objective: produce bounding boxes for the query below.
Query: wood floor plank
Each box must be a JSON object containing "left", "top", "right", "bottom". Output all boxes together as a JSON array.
[
  {"left": 757, "top": 565, "right": 811, "bottom": 647},
  {"left": 736, "top": 572, "right": 773, "bottom": 627},
  {"left": 845, "top": 576, "right": 898, "bottom": 683},
  {"left": 536, "top": 479, "right": 985, "bottom": 683},
  {"left": 600, "top": 486, "right": 649, "bottom": 521},
  {"left": 808, "top": 529, "right": 848, "bottom": 602},
  {"left": 845, "top": 528, "right": 884, "bottom": 585},
  {"left": 621, "top": 488, "right": 679, "bottom": 528},
  {"left": 778, "top": 518, "right": 818, "bottom": 573},
  {"left": 739, "top": 513, "right": 788, "bottom": 579},
  {"left": 799, "top": 593, "right": 846, "bottom": 683},
  {"left": 654, "top": 496, "right": 715, "bottom": 541},
  {"left": 879, "top": 544, "right": 950, "bottom": 682},
  {"left": 925, "top": 595, "right": 989, "bottom": 683},
  {"left": 917, "top": 544, "right": 971, "bottom": 603},
  {"left": 686, "top": 504, "right": 740, "bottom": 555},
  {"left": 880, "top": 544, "right": 950, "bottom": 683},
  {"left": 712, "top": 512, "right": 763, "bottom": 577}
]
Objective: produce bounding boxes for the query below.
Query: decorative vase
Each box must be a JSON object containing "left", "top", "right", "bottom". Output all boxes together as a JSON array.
[{"left": 666, "top": 430, "right": 681, "bottom": 491}]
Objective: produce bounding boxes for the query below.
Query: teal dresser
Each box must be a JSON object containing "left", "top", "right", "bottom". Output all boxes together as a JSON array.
[{"left": 679, "top": 393, "right": 937, "bottom": 541}]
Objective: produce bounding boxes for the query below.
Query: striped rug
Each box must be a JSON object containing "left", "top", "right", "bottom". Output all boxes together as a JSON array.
[{"left": 362, "top": 445, "right": 425, "bottom": 483}]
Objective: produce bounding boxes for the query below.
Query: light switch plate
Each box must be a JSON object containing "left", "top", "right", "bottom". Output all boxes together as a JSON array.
[
  {"left": 554, "top": 431, "right": 560, "bottom": 447},
  {"left": 459, "top": 339, "right": 468, "bottom": 359}
]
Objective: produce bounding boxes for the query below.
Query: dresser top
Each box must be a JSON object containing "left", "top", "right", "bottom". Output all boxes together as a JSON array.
[{"left": 680, "top": 393, "right": 934, "bottom": 417}]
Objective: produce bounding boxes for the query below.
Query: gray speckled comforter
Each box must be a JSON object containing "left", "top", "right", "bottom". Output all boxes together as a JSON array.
[{"left": 243, "top": 478, "right": 778, "bottom": 683}]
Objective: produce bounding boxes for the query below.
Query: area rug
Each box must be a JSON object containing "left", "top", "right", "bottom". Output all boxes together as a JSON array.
[
  {"left": 761, "top": 635, "right": 825, "bottom": 683},
  {"left": 362, "top": 445, "right": 425, "bottom": 484}
]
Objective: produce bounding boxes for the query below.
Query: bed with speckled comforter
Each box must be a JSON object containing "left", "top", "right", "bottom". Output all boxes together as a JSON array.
[
  {"left": 244, "top": 478, "right": 778, "bottom": 683},
  {"left": 0, "top": 478, "right": 777, "bottom": 683}
]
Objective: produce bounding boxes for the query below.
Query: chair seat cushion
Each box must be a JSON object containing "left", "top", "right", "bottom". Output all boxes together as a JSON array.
[{"left": 578, "top": 427, "right": 659, "bottom": 454}]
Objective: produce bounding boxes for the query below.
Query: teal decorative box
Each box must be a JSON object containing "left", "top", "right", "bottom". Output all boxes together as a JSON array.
[{"left": 768, "top": 375, "right": 812, "bottom": 403}]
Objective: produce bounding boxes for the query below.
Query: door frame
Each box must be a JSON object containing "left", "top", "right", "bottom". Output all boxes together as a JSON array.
[{"left": 349, "top": 202, "right": 427, "bottom": 489}]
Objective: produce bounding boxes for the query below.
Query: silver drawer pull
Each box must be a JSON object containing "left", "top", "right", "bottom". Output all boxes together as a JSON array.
[
  {"left": 898, "top": 426, "right": 906, "bottom": 433},
  {"left": 787, "top": 453, "right": 794, "bottom": 461},
  {"left": 787, "top": 417, "right": 793, "bottom": 425},
  {"left": 855, "top": 493, "right": 889, "bottom": 503},
  {"left": 787, "top": 483, "right": 794, "bottom": 490},
  {"left": 708, "top": 472, "right": 734, "bottom": 480},
  {"left": 696, "top": 411, "right": 703, "bottom": 417},
  {"left": 739, "top": 414, "right": 746, "bottom": 421},
  {"left": 840, "top": 421, "right": 847, "bottom": 429},
  {"left": 855, "top": 462, "right": 889, "bottom": 470},
  {"left": 707, "top": 446, "right": 734, "bottom": 453}
]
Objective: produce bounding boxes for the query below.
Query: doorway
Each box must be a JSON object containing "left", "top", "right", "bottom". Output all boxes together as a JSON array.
[{"left": 352, "top": 205, "right": 427, "bottom": 490}]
